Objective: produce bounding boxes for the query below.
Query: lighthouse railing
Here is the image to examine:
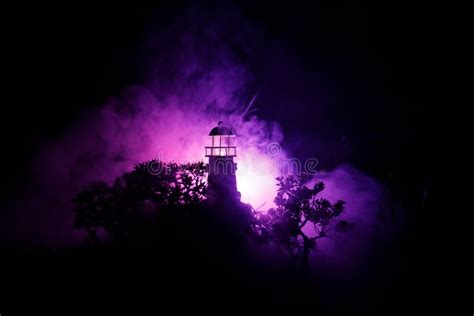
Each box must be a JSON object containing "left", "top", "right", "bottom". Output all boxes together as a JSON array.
[{"left": 205, "top": 146, "right": 236, "bottom": 157}]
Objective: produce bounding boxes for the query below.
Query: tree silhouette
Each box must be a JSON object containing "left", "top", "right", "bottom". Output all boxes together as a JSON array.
[
  {"left": 251, "top": 174, "right": 349, "bottom": 271},
  {"left": 73, "top": 160, "right": 348, "bottom": 269},
  {"left": 73, "top": 160, "right": 207, "bottom": 246}
]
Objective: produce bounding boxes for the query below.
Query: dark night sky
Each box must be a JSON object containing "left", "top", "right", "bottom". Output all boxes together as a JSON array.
[
  {"left": 3, "top": 1, "right": 437, "bottom": 196},
  {"left": 2, "top": 1, "right": 439, "bottom": 232},
  {"left": 0, "top": 1, "right": 451, "bottom": 313}
]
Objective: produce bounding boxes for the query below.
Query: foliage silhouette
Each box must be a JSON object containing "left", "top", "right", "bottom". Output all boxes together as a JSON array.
[
  {"left": 251, "top": 174, "right": 349, "bottom": 270},
  {"left": 73, "top": 160, "right": 348, "bottom": 268},
  {"left": 73, "top": 160, "right": 208, "bottom": 247}
]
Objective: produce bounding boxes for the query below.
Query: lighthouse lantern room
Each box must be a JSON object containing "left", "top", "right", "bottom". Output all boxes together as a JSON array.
[{"left": 205, "top": 122, "right": 236, "bottom": 157}]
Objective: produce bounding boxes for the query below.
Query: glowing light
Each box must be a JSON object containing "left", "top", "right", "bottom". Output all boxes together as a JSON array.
[
  {"left": 236, "top": 170, "right": 277, "bottom": 209},
  {"left": 235, "top": 148, "right": 280, "bottom": 209}
]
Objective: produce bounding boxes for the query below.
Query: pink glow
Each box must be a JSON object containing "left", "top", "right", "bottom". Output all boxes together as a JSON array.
[
  {"left": 34, "top": 84, "right": 285, "bottom": 209},
  {"left": 235, "top": 146, "right": 282, "bottom": 208},
  {"left": 21, "top": 14, "right": 383, "bottom": 249}
]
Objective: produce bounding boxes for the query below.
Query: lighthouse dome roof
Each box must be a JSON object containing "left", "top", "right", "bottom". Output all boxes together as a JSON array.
[{"left": 209, "top": 124, "right": 233, "bottom": 136}]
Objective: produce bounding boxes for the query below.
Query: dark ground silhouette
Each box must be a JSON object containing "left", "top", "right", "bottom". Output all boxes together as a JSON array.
[
  {"left": 1, "top": 160, "right": 421, "bottom": 314},
  {"left": 0, "top": 1, "right": 441, "bottom": 313}
]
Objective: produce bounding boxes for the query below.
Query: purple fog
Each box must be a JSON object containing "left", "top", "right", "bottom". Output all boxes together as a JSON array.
[
  {"left": 10, "top": 5, "right": 384, "bottom": 266},
  {"left": 2, "top": 2, "right": 435, "bottom": 313}
]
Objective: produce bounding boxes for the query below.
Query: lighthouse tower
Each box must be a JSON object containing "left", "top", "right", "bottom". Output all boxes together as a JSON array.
[{"left": 205, "top": 121, "right": 239, "bottom": 202}]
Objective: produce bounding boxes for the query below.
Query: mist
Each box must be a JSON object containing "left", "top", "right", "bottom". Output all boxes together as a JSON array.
[{"left": 9, "top": 4, "right": 384, "bottom": 258}]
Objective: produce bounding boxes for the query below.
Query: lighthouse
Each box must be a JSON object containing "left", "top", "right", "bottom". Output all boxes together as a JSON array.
[{"left": 205, "top": 121, "right": 240, "bottom": 203}]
